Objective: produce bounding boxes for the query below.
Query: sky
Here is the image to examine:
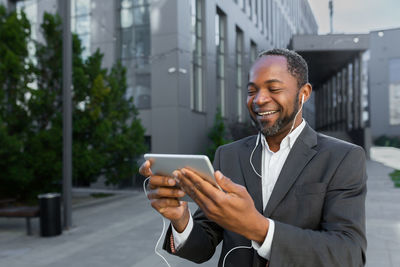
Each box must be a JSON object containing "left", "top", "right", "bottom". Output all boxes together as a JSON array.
[{"left": 308, "top": 0, "right": 400, "bottom": 34}]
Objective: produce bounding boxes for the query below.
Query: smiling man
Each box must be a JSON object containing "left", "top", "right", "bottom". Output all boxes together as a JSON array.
[{"left": 140, "top": 48, "right": 367, "bottom": 267}]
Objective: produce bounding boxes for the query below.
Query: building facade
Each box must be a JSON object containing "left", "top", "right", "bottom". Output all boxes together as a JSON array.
[
  {"left": 6, "top": 0, "right": 318, "bottom": 154},
  {"left": 292, "top": 28, "right": 400, "bottom": 150},
  {"left": 369, "top": 28, "right": 400, "bottom": 138}
]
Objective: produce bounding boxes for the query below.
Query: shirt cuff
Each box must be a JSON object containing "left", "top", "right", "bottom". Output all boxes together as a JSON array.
[
  {"left": 251, "top": 219, "right": 275, "bottom": 260},
  {"left": 171, "top": 212, "right": 194, "bottom": 250}
]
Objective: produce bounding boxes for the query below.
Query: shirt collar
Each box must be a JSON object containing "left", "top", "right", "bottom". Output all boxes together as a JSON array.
[{"left": 261, "top": 119, "right": 306, "bottom": 152}]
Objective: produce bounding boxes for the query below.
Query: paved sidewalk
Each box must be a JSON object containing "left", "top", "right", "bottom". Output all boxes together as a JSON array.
[
  {"left": 0, "top": 159, "right": 399, "bottom": 266},
  {"left": 0, "top": 190, "right": 219, "bottom": 267},
  {"left": 365, "top": 160, "right": 400, "bottom": 267},
  {"left": 370, "top": 146, "right": 400, "bottom": 170}
]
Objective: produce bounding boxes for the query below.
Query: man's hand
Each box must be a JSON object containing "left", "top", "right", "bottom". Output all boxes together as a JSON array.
[
  {"left": 175, "top": 168, "right": 269, "bottom": 243},
  {"left": 139, "top": 160, "right": 190, "bottom": 232}
]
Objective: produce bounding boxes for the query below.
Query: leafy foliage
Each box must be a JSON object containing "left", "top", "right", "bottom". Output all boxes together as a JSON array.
[
  {"left": 0, "top": 8, "right": 146, "bottom": 201},
  {"left": 206, "top": 109, "right": 231, "bottom": 163},
  {"left": 0, "top": 5, "right": 34, "bottom": 199},
  {"left": 389, "top": 170, "right": 400, "bottom": 188},
  {"left": 374, "top": 135, "right": 400, "bottom": 148}
]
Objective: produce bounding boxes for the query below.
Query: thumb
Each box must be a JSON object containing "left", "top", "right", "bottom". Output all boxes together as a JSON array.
[
  {"left": 215, "top": 171, "right": 240, "bottom": 193},
  {"left": 139, "top": 160, "right": 153, "bottom": 177}
]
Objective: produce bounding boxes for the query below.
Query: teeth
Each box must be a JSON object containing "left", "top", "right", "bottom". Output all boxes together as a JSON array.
[{"left": 258, "top": 111, "right": 277, "bottom": 116}]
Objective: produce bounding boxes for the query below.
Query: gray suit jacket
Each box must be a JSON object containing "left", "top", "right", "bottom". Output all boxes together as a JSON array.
[{"left": 163, "top": 124, "right": 367, "bottom": 267}]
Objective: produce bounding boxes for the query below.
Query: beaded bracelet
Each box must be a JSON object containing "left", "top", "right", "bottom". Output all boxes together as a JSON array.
[{"left": 170, "top": 233, "right": 176, "bottom": 253}]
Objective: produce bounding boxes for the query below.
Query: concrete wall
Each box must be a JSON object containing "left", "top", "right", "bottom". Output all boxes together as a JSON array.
[{"left": 369, "top": 28, "right": 400, "bottom": 138}]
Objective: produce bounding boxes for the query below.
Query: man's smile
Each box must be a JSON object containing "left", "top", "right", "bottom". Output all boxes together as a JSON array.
[{"left": 256, "top": 110, "right": 279, "bottom": 116}]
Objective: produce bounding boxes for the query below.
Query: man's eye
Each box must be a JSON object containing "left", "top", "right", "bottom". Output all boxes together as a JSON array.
[
  {"left": 270, "top": 88, "right": 282, "bottom": 92},
  {"left": 247, "top": 90, "right": 256, "bottom": 95}
]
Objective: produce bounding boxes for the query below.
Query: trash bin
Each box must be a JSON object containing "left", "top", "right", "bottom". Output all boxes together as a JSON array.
[{"left": 38, "top": 193, "right": 62, "bottom": 237}]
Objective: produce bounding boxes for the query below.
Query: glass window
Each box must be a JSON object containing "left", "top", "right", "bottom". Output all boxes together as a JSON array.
[
  {"left": 260, "top": 0, "right": 264, "bottom": 33},
  {"left": 239, "top": 0, "right": 245, "bottom": 11},
  {"left": 120, "top": 0, "right": 151, "bottom": 109},
  {"left": 190, "top": 0, "right": 204, "bottom": 112},
  {"left": 134, "top": 74, "right": 151, "bottom": 109},
  {"left": 16, "top": 0, "right": 37, "bottom": 64},
  {"left": 250, "top": 41, "right": 257, "bottom": 64},
  {"left": 347, "top": 63, "right": 353, "bottom": 129},
  {"left": 236, "top": 27, "right": 244, "bottom": 122},
  {"left": 133, "top": 6, "right": 149, "bottom": 25},
  {"left": 247, "top": 0, "right": 252, "bottom": 19},
  {"left": 361, "top": 51, "right": 370, "bottom": 127},
  {"left": 72, "top": 0, "right": 91, "bottom": 60},
  {"left": 121, "top": 8, "right": 134, "bottom": 28},
  {"left": 254, "top": 0, "right": 258, "bottom": 26},
  {"left": 74, "top": 0, "right": 90, "bottom": 16},
  {"left": 75, "top": 16, "right": 90, "bottom": 35},
  {"left": 216, "top": 9, "right": 226, "bottom": 117}
]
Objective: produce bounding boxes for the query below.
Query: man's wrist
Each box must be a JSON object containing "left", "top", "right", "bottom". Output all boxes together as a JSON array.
[
  {"left": 171, "top": 212, "right": 194, "bottom": 250},
  {"left": 171, "top": 209, "right": 190, "bottom": 233},
  {"left": 247, "top": 214, "right": 270, "bottom": 243}
]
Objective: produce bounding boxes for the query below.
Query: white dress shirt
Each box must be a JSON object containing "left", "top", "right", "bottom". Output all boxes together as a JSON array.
[{"left": 172, "top": 120, "right": 306, "bottom": 260}]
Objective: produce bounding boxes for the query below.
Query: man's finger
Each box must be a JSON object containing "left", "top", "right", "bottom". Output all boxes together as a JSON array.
[
  {"left": 215, "top": 171, "right": 243, "bottom": 194},
  {"left": 147, "top": 187, "right": 185, "bottom": 199},
  {"left": 150, "top": 198, "right": 181, "bottom": 209},
  {"left": 149, "top": 175, "right": 177, "bottom": 188},
  {"left": 177, "top": 169, "right": 221, "bottom": 205},
  {"left": 139, "top": 160, "right": 153, "bottom": 177}
]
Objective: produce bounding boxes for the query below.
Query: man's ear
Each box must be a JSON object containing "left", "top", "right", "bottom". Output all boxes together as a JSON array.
[{"left": 300, "top": 83, "right": 312, "bottom": 103}]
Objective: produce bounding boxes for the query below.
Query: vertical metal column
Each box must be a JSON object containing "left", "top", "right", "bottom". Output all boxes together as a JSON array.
[
  {"left": 353, "top": 57, "right": 359, "bottom": 129},
  {"left": 358, "top": 52, "right": 364, "bottom": 128},
  {"left": 347, "top": 64, "right": 353, "bottom": 131},
  {"left": 328, "top": 79, "right": 332, "bottom": 130},
  {"left": 62, "top": 0, "right": 72, "bottom": 229},
  {"left": 316, "top": 89, "right": 320, "bottom": 129},
  {"left": 332, "top": 76, "right": 337, "bottom": 130},
  {"left": 323, "top": 84, "right": 327, "bottom": 129},
  {"left": 336, "top": 71, "right": 343, "bottom": 131},
  {"left": 341, "top": 68, "right": 347, "bottom": 130}
]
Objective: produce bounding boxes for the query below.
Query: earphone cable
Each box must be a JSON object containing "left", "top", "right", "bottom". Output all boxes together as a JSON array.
[
  {"left": 222, "top": 245, "right": 253, "bottom": 267},
  {"left": 143, "top": 177, "right": 172, "bottom": 267},
  {"left": 249, "top": 132, "right": 262, "bottom": 178}
]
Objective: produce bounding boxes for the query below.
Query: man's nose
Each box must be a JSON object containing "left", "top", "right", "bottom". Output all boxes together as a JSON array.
[{"left": 254, "top": 89, "right": 271, "bottom": 105}]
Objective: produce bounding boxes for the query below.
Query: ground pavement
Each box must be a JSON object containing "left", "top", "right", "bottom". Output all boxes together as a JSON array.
[{"left": 0, "top": 154, "right": 399, "bottom": 266}]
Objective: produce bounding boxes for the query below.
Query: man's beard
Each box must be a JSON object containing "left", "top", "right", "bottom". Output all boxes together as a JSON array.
[{"left": 251, "top": 92, "right": 300, "bottom": 137}]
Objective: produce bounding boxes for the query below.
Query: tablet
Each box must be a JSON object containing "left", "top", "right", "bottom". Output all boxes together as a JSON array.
[{"left": 144, "top": 154, "right": 222, "bottom": 201}]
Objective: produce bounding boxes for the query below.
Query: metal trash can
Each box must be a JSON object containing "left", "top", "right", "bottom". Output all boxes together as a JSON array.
[{"left": 38, "top": 193, "right": 62, "bottom": 237}]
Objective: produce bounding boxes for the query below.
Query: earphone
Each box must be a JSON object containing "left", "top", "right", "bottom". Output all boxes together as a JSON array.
[
  {"left": 250, "top": 132, "right": 262, "bottom": 178},
  {"left": 143, "top": 177, "right": 172, "bottom": 267},
  {"left": 288, "top": 93, "right": 305, "bottom": 135}
]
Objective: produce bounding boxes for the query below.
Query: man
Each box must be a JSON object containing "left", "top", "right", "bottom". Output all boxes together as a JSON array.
[{"left": 140, "top": 48, "right": 367, "bottom": 267}]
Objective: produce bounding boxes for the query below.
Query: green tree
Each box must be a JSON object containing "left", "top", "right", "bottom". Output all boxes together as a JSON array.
[
  {"left": 31, "top": 12, "right": 147, "bottom": 188},
  {"left": 0, "top": 5, "right": 34, "bottom": 199},
  {"left": 206, "top": 109, "right": 231, "bottom": 163},
  {"left": 0, "top": 10, "right": 147, "bottom": 201}
]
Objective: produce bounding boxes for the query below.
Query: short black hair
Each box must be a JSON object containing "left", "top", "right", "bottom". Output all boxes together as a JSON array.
[{"left": 258, "top": 48, "right": 308, "bottom": 89}]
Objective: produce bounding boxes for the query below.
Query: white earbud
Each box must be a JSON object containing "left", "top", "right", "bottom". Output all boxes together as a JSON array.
[
  {"left": 301, "top": 94, "right": 305, "bottom": 105},
  {"left": 250, "top": 132, "right": 262, "bottom": 178}
]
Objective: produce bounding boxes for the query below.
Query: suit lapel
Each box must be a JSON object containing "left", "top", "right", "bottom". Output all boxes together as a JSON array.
[
  {"left": 264, "top": 125, "right": 318, "bottom": 217},
  {"left": 239, "top": 136, "right": 263, "bottom": 213}
]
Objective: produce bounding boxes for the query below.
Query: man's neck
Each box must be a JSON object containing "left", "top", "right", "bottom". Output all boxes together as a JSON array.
[{"left": 265, "top": 117, "right": 303, "bottom": 152}]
